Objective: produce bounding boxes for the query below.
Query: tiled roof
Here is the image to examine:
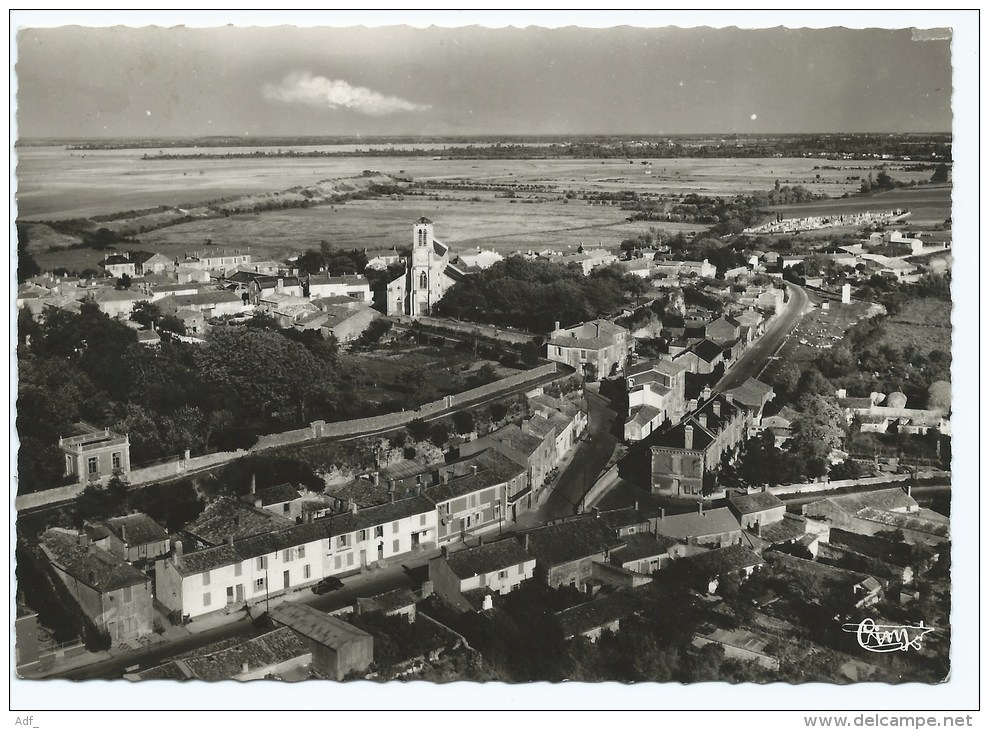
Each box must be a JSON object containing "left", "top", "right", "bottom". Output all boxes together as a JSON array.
[
  {"left": 445, "top": 539, "right": 532, "bottom": 579},
  {"left": 596, "top": 507, "right": 650, "bottom": 534},
  {"left": 521, "top": 517, "right": 623, "bottom": 567},
  {"left": 766, "top": 551, "right": 876, "bottom": 591},
  {"left": 426, "top": 450, "right": 524, "bottom": 503},
  {"left": 628, "top": 404, "right": 662, "bottom": 428},
  {"left": 366, "top": 588, "right": 417, "bottom": 614},
  {"left": 105, "top": 513, "right": 169, "bottom": 546},
  {"left": 523, "top": 414, "right": 556, "bottom": 439},
  {"left": 157, "top": 290, "right": 242, "bottom": 308},
  {"left": 99, "top": 255, "right": 132, "bottom": 266},
  {"left": 819, "top": 488, "right": 917, "bottom": 516},
  {"left": 651, "top": 507, "right": 741, "bottom": 541},
  {"left": 325, "top": 477, "right": 396, "bottom": 508},
  {"left": 613, "top": 533, "right": 679, "bottom": 562},
  {"left": 136, "top": 330, "right": 161, "bottom": 343},
  {"left": 676, "top": 544, "right": 764, "bottom": 578},
  {"left": 182, "top": 497, "right": 294, "bottom": 547},
  {"left": 828, "top": 529, "right": 912, "bottom": 567},
  {"left": 40, "top": 529, "right": 149, "bottom": 592},
  {"left": 556, "top": 590, "right": 646, "bottom": 638},
  {"left": 854, "top": 507, "right": 949, "bottom": 538},
  {"left": 487, "top": 424, "right": 545, "bottom": 459},
  {"left": 728, "top": 490, "right": 785, "bottom": 515},
  {"left": 725, "top": 378, "right": 775, "bottom": 409},
  {"left": 148, "top": 627, "right": 309, "bottom": 681},
  {"left": 692, "top": 339, "right": 724, "bottom": 363},
  {"left": 254, "top": 483, "right": 301, "bottom": 506},
  {"left": 269, "top": 602, "right": 372, "bottom": 649},
  {"left": 756, "top": 514, "right": 808, "bottom": 544},
  {"left": 322, "top": 495, "right": 437, "bottom": 537},
  {"left": 308, "top": 274, "right": 369, "bottom": 287},
  {"left": 649, "top": 395, "right": 741, "bottom": 452}
]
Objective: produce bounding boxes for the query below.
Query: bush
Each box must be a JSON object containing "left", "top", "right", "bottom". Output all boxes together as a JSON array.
[
  {"left": 407, "top": 418, "right": 429, "bottom": 442},
  {"left": 430, "top": 423, "right": 450, "bottom": 448},
  {"left": 490, "top": 402, "right": 508, "bottom": 422}
]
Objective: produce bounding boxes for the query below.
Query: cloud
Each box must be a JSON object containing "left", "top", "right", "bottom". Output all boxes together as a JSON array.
[{"left": 263, "top": 72, "right": 430, "bottom": 116}]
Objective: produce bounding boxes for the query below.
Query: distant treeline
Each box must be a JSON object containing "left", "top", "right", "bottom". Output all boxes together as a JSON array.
[{"left": 48, "top": 133, "right": 950, "bottom": 161}]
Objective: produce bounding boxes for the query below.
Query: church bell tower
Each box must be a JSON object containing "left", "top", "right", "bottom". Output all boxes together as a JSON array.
[{"left": 410, "top": 217, "right": 434, "bottom": 317}]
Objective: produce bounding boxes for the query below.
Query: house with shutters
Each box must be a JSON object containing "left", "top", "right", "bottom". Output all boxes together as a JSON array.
[
  {"left": 428, "top": 538, "right": 536, "bottom": 611},
  {"left": 624, "top": 358, "right": 688, "bottom": 441},
  {"left": 546, "top": 319, "right": 631, "bottom": 380},
  {"left": 156, "top": 495, "right": 439, "bottom": 620},
  {"left": 425, "top": 449, "right": 526, "bottom": 543},
  {"left": 39, "top": 528, "right": 153, "bottom": 642},
  {"left": 305, "top": 273, "right": 371, "bottom": 302},
  {"left": 524, "top": 392, "right": 588, "bottom": 463},
  {"left": 459, "top": 423, "right": 556, "bottom": 514},
  {"left": 520, "top": 517, "right": 624, "bottom": 591},
  {"left": 59, "top": 422, "right": 131, "bottom": 484},
  {"left": 87, "top": 513, "right": 170, "bottom": 563},
  {"left": 649, "top": 393, "right": 748, "bottom": 499}
]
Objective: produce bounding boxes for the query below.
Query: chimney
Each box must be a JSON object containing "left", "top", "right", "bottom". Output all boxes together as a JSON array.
[
  {"left": 420, "top": 580, "right": 433, "bottom": 599},
  {"left": 372, "top": 472, "right": 379, "bottom": 486},
  {"left": 172, "top": 539, "right": 183, "bottom": 565},
  {"left": 684, "top": 425, "right": 694, "bottom": 450},
  {"left": 698, "top": 502, "right": 704, "bottom": 515},
  {"left": 595, "top": 322, "right": 600, "bottom": 338},
  {"left": 754, "top": 521, "right": 762, "bottom": 537},
  {"left": 713, "top": 401, "right": 721, "bottom": 417},
  {"left": 478, "top": 535, "right": 484, "bottom": 546},
  {"left": 254, "top": 497, "right": 263, "bottom": 509},
  {"left": 441, "top": 545, "right": 448, "bottom": 558},
  {"left": 228, "top": 535, "right": 234, "bottom": 546},
  {"left": 276, "top": 278, "right": 284, "bottom": 293},
  {"left": 698, "top": 414, "right": 707, "bottom": 429},
  {"left": 350, "top": 501, "right": 358, "bottom": 515},
  {"left": 241, "top": 662, "right": 249, "bottom": 675},
  {"left": 660, "top": 508, "right": 666, "bottom": 520},
  {"left": 250, "top": 474, "right": 256, "bottom": 496},
  {"left": 523, "top": 534, "right": 530, "bottom": 552},
  {"left": 634, "top": 501, "right": 639, "bottom": 512},
  {"left": 702, "top": 386, "right": 712, "bottom": 401},
  {"left": 119, "top": 524, "right": 127, "bottom": 543},
  {"left": 471, "top": 465, "right": 478, "bottom": 476},
  {"left": 724, "top": 392, "right": 733, "bottom": 404}
]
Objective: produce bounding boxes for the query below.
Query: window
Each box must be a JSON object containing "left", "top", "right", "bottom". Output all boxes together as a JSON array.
[
  {"left": 419, "top": 271, "right": 428, "bottom": 289},
  {"left": 298, "top": 545, "right": 305, "bottom": 559},
  {"left": 122, "top": 585, "right": 132, "bottom": 603},
  {"left": 112, "top": 452, "right": 122, "bottom": 471},
  {"left": 392, "top": 521, "right": 399, "bottom": 534},
  {"left": 358, "top": 529, "right": 368, "bottom": 542},
  {"left": 337, "top": 535, "right": 348, "bottom": 548},
  {"left": 374, "top": 526, "right": 384, "bottom": 538},
  {"left": 556, "top": 346, "right": 562, "bottom": 356},
  {"left": 87, "top": 457, "right": 98, "bottom": 477},
  {"left": 255, "top": 578, "right": 266, "bottom": 590},
  {"left": 303, "top": 564, "right": 311, "bottom": 580},
  {"left": 234, "top": 563, "right": 242, "bottom": 577},
  {"left": 498, "top": 570, "right": 508, "bottom": 579},
  {"left": 392, "top": 539, "right": 399, "bottom": 553},
  {"left": 420, "top": 514, "right": 427, "bottom": 526},
  {"left": 283, "top": 503, "right": 290, "bottom": 513},
  {"left": 202, "top": 572, "right": 210, "bottom": 586},
  {"left": 283, "top": 549, "right": 292, "bottom": 562},
  {"left": 257, "top": 556, "right": 268, "bottom": 571},
  {"left": 203, "top": 592, "right": 211, "bottom": 607}
]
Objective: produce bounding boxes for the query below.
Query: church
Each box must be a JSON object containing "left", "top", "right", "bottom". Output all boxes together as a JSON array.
[{"left": 386, "top": 217, "right": 465, "bottom": 318}]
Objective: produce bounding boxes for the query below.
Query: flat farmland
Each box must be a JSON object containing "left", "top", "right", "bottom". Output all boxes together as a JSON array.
[
  {"left": 17, "top": 144, "right": 932, "bottom": 221},
  {"left": 878, "top": 298, "right": 952, "bottom": 355}
]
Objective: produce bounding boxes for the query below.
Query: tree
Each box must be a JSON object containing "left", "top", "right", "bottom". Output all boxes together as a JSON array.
[
  {"left": 158, "top": 315, "right": 186, "bottom": 335},
  {"left": 400, "top": 363, "right": 431, "bottom": 395},
  {"left": 489, "top": 402, "right": 508, "bottom": 423},
  {"left": 407, "top": 418, "right": 430, "bottom": 442},
  {"left": 430, "top": 422, "right": 450, "bottom": 448},
  {"left": 452, "top": 410, "right": 475, "bottom": 435},
  {"left": 16, "top": 225, "right": 41, "bottom": 283},
  {"left": 130, "top": 301, "right": 163, "bottom": 328},
  {"left": 791, "top": 394, "right": 846, "bottom": 477},
  {"left": 116, "top": 273, "right": 132, "bottom": 289},
  {"left": 356, "top": 318, "right": 392, "bottom": 347},
  {"left": 930, "top": 164, "right": 949, "bottom": 184}
]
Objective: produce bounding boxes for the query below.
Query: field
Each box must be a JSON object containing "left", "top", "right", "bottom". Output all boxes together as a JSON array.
[
  {"left": 32, "top": 194, "right": 702, "bottom": 273},
  {"left": 878, "top": 298, "right": 952, "bottom": 355},
  {"left": 16, "top": 144, "right": 935, "bottom": 220}
]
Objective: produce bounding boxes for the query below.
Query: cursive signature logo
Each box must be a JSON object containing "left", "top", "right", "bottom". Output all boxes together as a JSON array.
[{"left": 842, "top": 618, "right": 935, "bottom": 653}]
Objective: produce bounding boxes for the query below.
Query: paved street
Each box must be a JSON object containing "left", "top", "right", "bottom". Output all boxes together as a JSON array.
[
  {"left": 715, "top": 282, "right": 809, "bottom": 392},
  {"left": 528, "top": 388, "right": 619, "bottom": 522}
]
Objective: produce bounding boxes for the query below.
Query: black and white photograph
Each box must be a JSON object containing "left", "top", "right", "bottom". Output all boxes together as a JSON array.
[{"left": 8, "top": 8, "right": 979, "bottom": 721}]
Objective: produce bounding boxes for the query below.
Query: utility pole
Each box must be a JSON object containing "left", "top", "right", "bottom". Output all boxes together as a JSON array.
[{"left": 265, "top": 567, "right": 270, "bottom": 615}]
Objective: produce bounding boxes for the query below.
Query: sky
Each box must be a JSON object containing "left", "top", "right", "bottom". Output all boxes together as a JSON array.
[{"left": 14, "top": 23, "right": 953, "bottom": 138}]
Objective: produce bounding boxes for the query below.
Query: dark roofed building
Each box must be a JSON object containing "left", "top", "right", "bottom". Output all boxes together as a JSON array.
[
  {"left": 521, "top": 517, "right": 624, "bottom": 591},
  {"left": 39, "top": 528, "right": 153, "bottom": 642},
  {"left": 724, "top": 377, "right": 776, "bottom": 417},
  {"left": 556, "top": 589, "right": 647, "bottom": 641},
  {"left": 429, "top": 538, "right": 536, "bottom": 609},
  {"left": 595, "top": 506, "right": 651, "bottom": 537},
  {"left": 268, "top": 602, "right": 373, "bottom": 680},
  {"left": 356, "top": 588, "right": 419, "bottom": 623},
  {"left": 611, "top": 533, "right": 681, "bottom": 575},
  {"left": 100, "top": 513, "right": 170, "bottom": 562},
  {"left": 674, "top": 544, "right": 765, "bottom": 593},
  {"left": 727, "top": 490, "right": 786, "bottom": 528},
  {"left": 650, "top": 506, "right": 742, "bottom": 548},
  {"left": 182, "top": 497, "right": 295, "bottom": 549}
]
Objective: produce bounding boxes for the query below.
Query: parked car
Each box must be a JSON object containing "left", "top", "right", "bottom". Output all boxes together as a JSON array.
[{"left": 311, "top": 577, "right": 345, "bottom": 595}]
